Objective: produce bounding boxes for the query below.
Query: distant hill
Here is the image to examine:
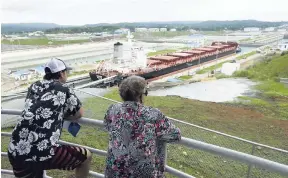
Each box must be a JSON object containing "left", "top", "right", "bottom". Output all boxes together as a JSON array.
[
  {"left": 85, "top": 21, "right": 201, "bottom": 27},
  {"left": 2, "top": 20, "right": 288, "bottom": 34},
  {"left": 190, "top": 20, "right": 288, "bottom": 30},
  {"left": 1, "top": 23, "right": 75, "bottom": 34},
  {"left": 70, "top": 20, "right": 288, "bottom": 32},
  {"left": 88, "top": 20, "right": 288, "bottom": 30}
]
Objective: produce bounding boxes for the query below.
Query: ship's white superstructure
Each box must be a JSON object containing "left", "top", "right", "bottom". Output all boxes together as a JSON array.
[{"left": 98, "top": 32, "right": 148, "bottom": 74}]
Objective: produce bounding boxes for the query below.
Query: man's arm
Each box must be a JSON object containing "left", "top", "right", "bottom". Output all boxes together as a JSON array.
[
  {"left": 64, "top": 88, "right": 83, "bottom": 122},
  {"left": 65, "top": 107, "right": 84, "bottom": 121}
]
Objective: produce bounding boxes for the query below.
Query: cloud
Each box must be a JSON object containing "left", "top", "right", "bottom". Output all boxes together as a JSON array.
[{"left": 1, "top": 0, "right": 288, "bottom": 25}]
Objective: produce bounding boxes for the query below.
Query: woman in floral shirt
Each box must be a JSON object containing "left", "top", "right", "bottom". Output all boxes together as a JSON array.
[
  {"left": 8, "top": 58, "right": 92, "bottom": 178},
  {"left": 104, "top": 75, "right": 181, "bottom": 178}
]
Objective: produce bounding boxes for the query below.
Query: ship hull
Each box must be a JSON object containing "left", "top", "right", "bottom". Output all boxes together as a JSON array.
[
  {"left": 139, "top": 50, "right": 235, "bottom": 80},
  {"left": 89, "top": 49, "right": 236, "bottom": 81},
  {"left": 89, "top": 73, "right": 106, "bottom": 82}
]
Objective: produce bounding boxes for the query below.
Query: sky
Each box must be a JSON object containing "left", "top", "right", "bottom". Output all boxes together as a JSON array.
[{"left": 1, "top": 0, "right": 288, "bottom": 25}]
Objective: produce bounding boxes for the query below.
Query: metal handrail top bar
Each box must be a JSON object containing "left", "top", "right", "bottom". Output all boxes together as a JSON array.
[{"left": 2, "top": 109, "right": 288, "bottom": 176}]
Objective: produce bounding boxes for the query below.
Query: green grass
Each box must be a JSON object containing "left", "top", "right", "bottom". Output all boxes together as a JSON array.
[
  {"left": 178, "top": 75, "right": 192, "bottom": 80},
  {"left": 233, "top": 54, "right": 288, "bottom": 98},
  {"left": 236, "top": 51, "right": 257, "bottom": 60},
  {"left": 215, "top": 73, "right": 229, "bottom": 79},
  {"left": 237, "top": 96, "right": 270, "bottom": 107},
  {"left": 236, "top": 95, "right": 288, "bottom": 120},
  {"left": 1, "top": 38, "right": 90, "bottom": 46},
  {"left": 232, "top": 53, "right": 288, "bottom": 121},
  {"left": 147, "top": 49, "right": 178, "bottom": 57},
  {"left": 244, "top": 54, "right": 288, "bottom": 80},
  {"left": 196, "top": 60, "right": 232, "bottom": 74},
  {"left": 256, "top": 81, "right": 288, "bottom": 97}
]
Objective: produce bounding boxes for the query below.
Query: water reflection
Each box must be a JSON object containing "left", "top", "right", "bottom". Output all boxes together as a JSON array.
[{"left": 149, "top": 78, "right": 257, "bottom": 102}]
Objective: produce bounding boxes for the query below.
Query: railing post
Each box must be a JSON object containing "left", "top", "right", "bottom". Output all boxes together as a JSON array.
[
  {"left": 246, "top": 144, "right": 256, "bottom": 178},
  {"left": 163, "top": 143, "right": 167, "bottom": 166}
]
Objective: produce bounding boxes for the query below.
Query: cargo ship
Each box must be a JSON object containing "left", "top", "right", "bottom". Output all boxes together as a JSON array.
[{"left": 89, "top": 40, "right": 239, "bottom": 82}]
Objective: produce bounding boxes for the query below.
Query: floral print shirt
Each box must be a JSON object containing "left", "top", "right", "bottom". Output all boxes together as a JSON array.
[
  {"left": 104, "top": 101, "right": 181, "bottom": 178},
  {"left": 8, "top": 80, "right": 81, "bottom": 162}
]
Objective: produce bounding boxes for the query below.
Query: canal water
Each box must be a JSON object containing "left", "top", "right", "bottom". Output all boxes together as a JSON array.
[{"left": 149, "top": 78, "right": 257, "bottom": 102}]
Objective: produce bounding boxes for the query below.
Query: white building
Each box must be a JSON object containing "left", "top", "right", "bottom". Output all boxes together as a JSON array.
[
  {"left": 170, "top": 28, "right": 177, "bottom": 32},
  {"left": 278, "top": 43, "right": 288, "bottom": 51},
  {"left": 264, "top": 27, "right": 275, "bottom": 32},
  {"left": 114, "top": 28, "right": 130, "bottom": 34},
  {"left": 278, "top": 29, "right": 287, "bottom": 32},
  {"left": 160, "top": 28, "right": 167, "bottom": 32},
  {"left": 221, "top": 63, "right": 241, "bottom": 76},
  {"left": 278, "top": 24, "right": 288, "bottom": 28},
  {"left": 28, "top": 31, "right": 45, "bottom": 37},
  {"left": 11, "top": 70, "right": 33, "bottom": 81},
  {"left": 135, "top": 28, "right": 148, "bottom": 32},
  {"left": 244, "top": 27, "right": 260, "bottom": 32},
  {"left": 148, "top": 28, "right": 160, "bottom": 32},
  {"left": 189, "top": 29, "right": 197, "bottom": 33}
]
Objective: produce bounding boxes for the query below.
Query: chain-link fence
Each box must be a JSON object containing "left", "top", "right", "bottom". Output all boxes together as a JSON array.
[
  {"left": 167, "top": 120, "right": 288, "bottom": 178},
  {"left": 75, "top": 89, "right": 288, "bottom": 178}
]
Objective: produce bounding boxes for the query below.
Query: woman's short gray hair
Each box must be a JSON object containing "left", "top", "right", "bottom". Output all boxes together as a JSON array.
[{"left": 119, "top": 75, "right": 146, "bottom": 101}]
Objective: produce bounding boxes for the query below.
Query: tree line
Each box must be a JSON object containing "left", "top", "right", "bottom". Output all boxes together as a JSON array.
[{"left": 2, "top": 20, "right": 287, "bottom": 34}]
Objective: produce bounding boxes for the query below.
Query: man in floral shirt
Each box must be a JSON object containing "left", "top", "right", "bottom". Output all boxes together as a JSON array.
[
  {"left": 104, "top": 76, "right": 181, "bottom": 178},
  {"left": 8, "top": 58, "right": 92, "bottom": 178}
]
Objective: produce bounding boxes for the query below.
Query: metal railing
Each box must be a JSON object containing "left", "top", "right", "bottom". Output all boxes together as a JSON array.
[
  {"left": 78, "top": 88, "right": 288, "bottom": 177},
  {"left": 280, "top": 78, "right": 288, "bottom": 87},
  {"left": 1, "top": 109, "right": 288, "bottom": 178}
]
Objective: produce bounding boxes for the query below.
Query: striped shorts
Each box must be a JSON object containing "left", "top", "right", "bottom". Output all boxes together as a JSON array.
[{"left": 8, "top": 145, "right": 88, "bottom": 178}]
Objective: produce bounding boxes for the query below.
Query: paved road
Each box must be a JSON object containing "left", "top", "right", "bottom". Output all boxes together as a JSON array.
[{"left": 1, "top": 41, "right": 185, "bottom": 71}]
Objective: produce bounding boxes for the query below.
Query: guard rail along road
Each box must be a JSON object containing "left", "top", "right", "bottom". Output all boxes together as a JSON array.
[{"left": 1, "top": 108, "right": 288, "bottom": 178}]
